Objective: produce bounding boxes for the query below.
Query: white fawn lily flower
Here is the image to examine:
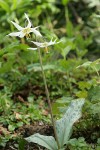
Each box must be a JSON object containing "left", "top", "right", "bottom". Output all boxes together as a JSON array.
[
  {"left": 28, "top": 38, "right": 61, "bottom": 53},
  {"left": 8, "top": 13, "right": 42, "bottom": 38}
]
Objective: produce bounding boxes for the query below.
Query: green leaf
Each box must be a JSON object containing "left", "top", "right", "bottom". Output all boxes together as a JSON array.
[
  {"left": 61, "top": 46, "right": 72, "bottom": 59},
  {"left": 56, "top": 99, "right": 85, "bottom": 147},
  {"left": 25, "top": 133, "right": 58, "bottom": 150},
  {"left": 76, "top": 91, "right": 87, "bottom": 98},
  {"left": 88, "top": 85, "right": 100, "bottom": 102},
  {"left": 90, "top": 102, "right": 100, "bottom": 114},
  {"left": 62, "top": 0, "right": 69, "bottom": 5},
  {"left": 11, "top": 0, "right": 17, "bottom": 10},
  {"left": 66, "top": 20, "right": 74, "bottom": 37},
  {"left": 77, "top": 61, "right": 92, "bottom": 68},
  {"left": 77, "top": 59, "right": 100, "bottom": 75},
  {"left": 0, "top": 0, "right": 10, "bottom": 12},
  {"left": 27, "top": 63, "right": 55, "bottom": 72},
  {"left": 8, "top": 124, "right": 16, "bottom": 132}
]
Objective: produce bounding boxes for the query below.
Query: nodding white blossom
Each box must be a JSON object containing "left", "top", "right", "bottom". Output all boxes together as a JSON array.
[
  {"left": 31, "top": 38, "right": 60, "bottom": 47},
  {"left": 28, "top": 38, "right": 61, "bottom": 53},
  {"left": 8, "top": 13, "right": 42, "bottom": 38}
]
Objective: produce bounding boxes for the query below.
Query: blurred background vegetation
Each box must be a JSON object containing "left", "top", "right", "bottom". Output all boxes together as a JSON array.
[{"left": 0, "top": 0, "right": 100, "bottom": 149}]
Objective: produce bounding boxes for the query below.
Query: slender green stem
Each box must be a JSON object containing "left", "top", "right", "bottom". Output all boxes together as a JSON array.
[{"left": 37, "top": 47, "right": 60, "bottom": 149}]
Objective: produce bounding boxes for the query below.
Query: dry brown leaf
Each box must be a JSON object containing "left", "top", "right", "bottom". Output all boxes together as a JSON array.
[{"left": 0, "top": 125, "right": 11, "bottom": 135}]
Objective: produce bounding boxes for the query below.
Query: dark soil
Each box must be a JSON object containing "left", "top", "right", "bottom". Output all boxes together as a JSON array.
[{"left": 0, "top": 122, "right": 54, "bottom": 150}]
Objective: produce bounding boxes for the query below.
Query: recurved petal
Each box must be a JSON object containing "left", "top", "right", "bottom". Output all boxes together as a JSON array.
[
  {"left": 11, "top": 21, "right": 23, "bottom": 31},
  {"left": 56, "top": 40, "right": 62, "bottom": 44},
  {"left": 47, "top": 41, "right": 53, "bottom": 46},
  {"left": 31, "top": 41, "right": 43, "bottom": 47},
  {"left": 27, "top": 47, "right": 37, "bottom": 50},
  {"left": 25, "top": 13, "right": 31, "bottom": 28},
  {"left": 31, "top": 28, "right": 42, "bottom": 37},
  {"left": 8, "top": 32, "right": 21, "bottom": 37},
  {"left": 34, "top": 26, "right": 40, "bottom": 29}
]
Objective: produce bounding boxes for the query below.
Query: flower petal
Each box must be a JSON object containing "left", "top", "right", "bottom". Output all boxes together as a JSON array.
[
  {"left": 25, "top": 13, "right": 31, "bottom": 28},
  {"left": 31, "top": 38, "right": 61, "bottom": 48},
  {"left": 27, "top": 48, "right": 37, "bottom": 50},
  {"left": 11, "top": 21, "right": 23, "bottom": 31},
  {"left": 31, "top": 41, "right": 43, "bottom": 47},
  {"left": 8, "top": 32, "right": 21, "bottom": 37},
  {"left": 31, "top": 28, "right": 42, "bottom": 37},
  {"left": 19, "top": 31, "right": 25, "bottom": 38},
  {"left": 34, "top": 26, "right": 40, "bottom": 29}
]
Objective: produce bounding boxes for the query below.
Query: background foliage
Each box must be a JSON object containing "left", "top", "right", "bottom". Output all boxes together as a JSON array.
[{"left": 0, "top": 0, "right": 100, "bottom": 149}]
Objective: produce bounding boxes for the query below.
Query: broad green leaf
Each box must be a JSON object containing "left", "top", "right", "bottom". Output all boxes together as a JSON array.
[
  {"left": 8, "top": 124, "right": 16, "bottom": 132},
  {"left": 77, "top": 59, "right": 100, "bottom": 68},
  {"left": 76, "top": 91, "right": 87, "bottom": 98},
  {"left": 77, "top": 59, "right": 100, "bottom": 75},
  {"left": 25, "top": 133, "right": 58, "bottom": 150},
  {"left": 61, "top": 46, "right": 72, "bottom": 59},
  {"left": 56, "top": 99, "right": 85, "bottom": 147}
]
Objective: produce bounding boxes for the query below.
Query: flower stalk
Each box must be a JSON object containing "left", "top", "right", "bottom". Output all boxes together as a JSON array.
[{"left": 37, "top": 47, "right": 60, "bottom": 149}]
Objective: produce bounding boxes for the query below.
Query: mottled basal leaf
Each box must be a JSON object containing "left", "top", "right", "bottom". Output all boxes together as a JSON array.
[
  {"left": 25, "top": 133, "right": 58, "bottom": 150},
  {"left": 56, "top": 99, "right": 85, "bottom": 147}
]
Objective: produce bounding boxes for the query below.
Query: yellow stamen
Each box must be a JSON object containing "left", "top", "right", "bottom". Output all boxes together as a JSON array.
[
  {"left": 44, "top": 47, "right": 49, "bottom": 53},
  {"left": 26, "top": 33, "right": 31, "bottom": 39},
  {"left": 23, "top": 28, "right": 31, "bottom": 34},
  {"left": 23, "top": 28, "right": 31, "bottom": 39}
]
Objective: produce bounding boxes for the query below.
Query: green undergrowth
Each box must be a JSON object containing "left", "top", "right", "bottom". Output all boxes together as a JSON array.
[{"left": 0, "top": 0, "right": 100, "bottom": 149}]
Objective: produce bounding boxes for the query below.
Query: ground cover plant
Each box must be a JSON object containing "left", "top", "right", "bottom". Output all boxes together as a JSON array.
[{"left": 0, "top": 0, "right": 100, "bottom": 150}]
